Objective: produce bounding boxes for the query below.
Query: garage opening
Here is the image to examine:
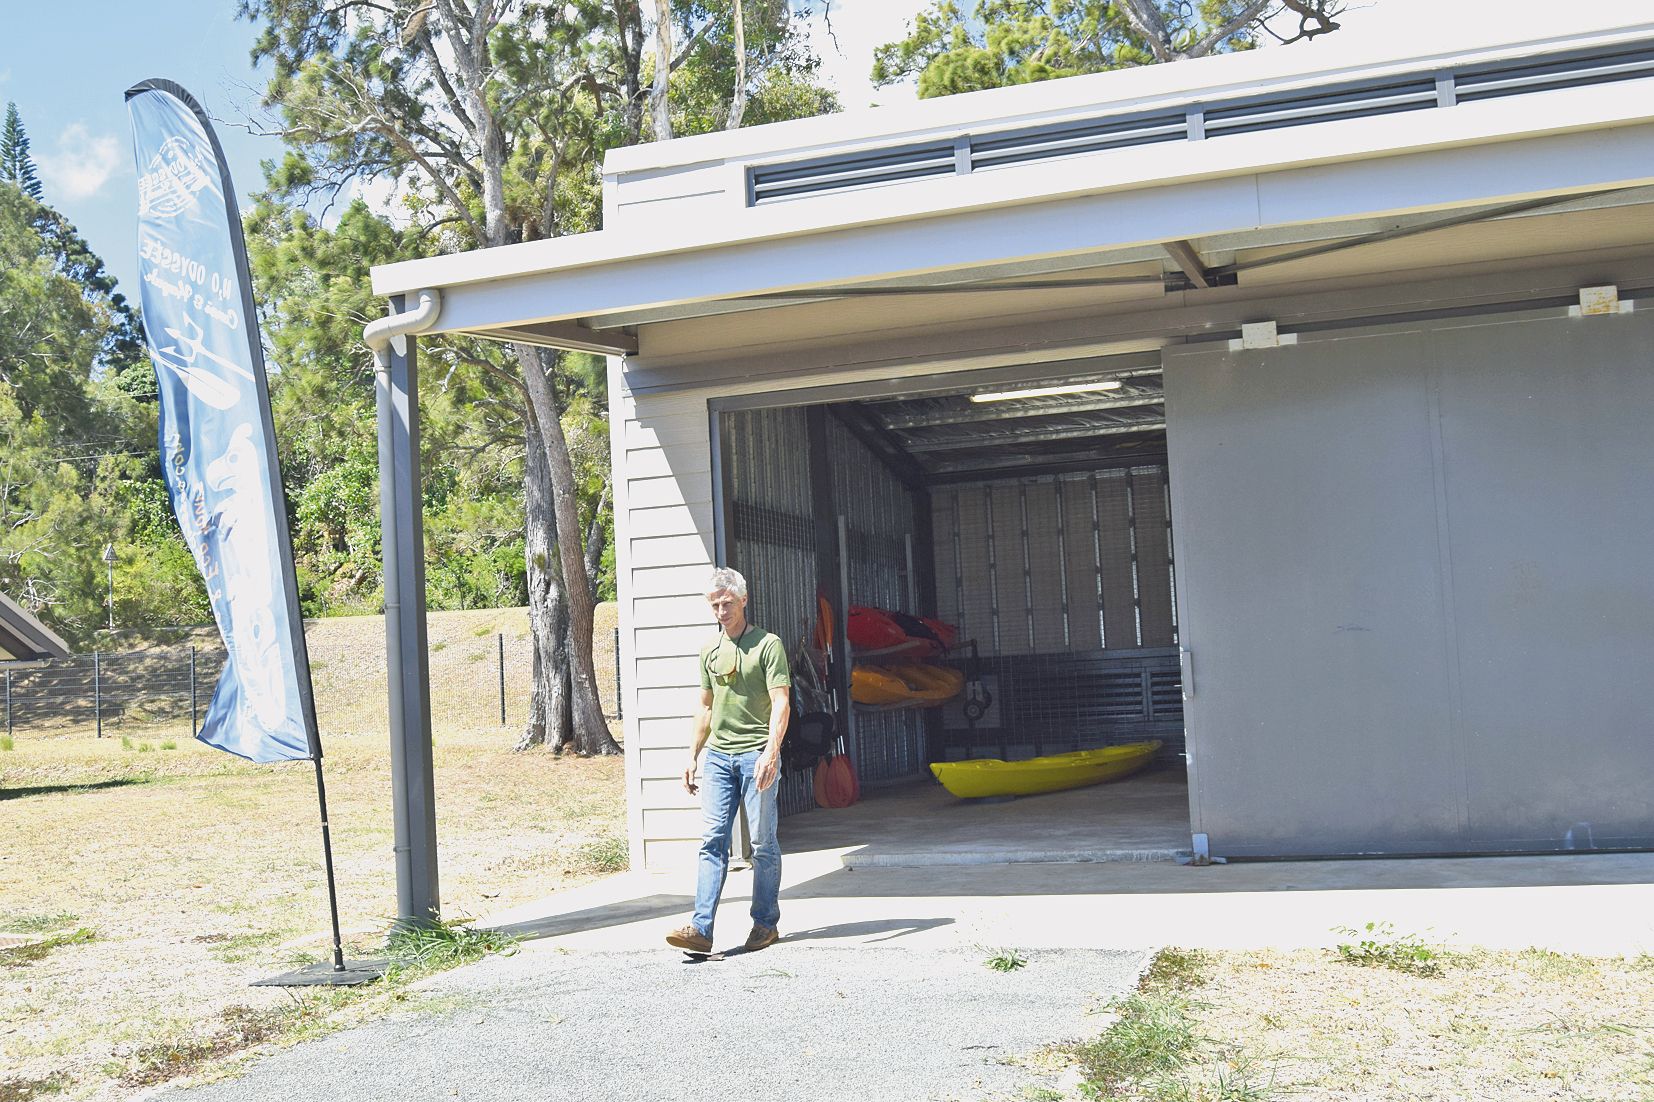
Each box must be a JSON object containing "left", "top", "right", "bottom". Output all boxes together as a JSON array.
[{"left": 713, "top": 354, "right": 1191, "bottom": 864}]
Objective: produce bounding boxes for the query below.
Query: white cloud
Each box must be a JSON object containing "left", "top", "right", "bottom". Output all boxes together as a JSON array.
[{"left": 36, "top": 123, "right": 123, "bottom": 202}]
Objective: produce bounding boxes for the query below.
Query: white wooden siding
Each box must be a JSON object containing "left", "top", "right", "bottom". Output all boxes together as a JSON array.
[{"left": 616, "top": 375, "right": 721, "bottom": 870}]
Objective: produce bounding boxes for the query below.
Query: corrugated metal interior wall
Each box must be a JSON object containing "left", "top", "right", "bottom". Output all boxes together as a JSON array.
[
  {"left": 826, "top": 416, "right": 927, "bottom": 789},
  {"left": 932, "top": 466, "right": 1185, "bottom": 760},
  {"left": 722, "top": 406, "right": 819, "bottom": 815},
  {"left": 723, "top": 407, "right": 929, "bottom": 814}
]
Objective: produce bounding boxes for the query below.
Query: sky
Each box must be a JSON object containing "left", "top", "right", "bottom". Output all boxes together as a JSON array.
[{"left": 3, "top": 1, "right": 1646, "bottom": 302}]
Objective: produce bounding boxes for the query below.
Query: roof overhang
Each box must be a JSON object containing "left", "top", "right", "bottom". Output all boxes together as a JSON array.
[
  {"left": 0, "top": 591, "right": 71, "bottom": 662},
  {"left": 368, "top": 21, "right": 1654, "bottom": 357}
]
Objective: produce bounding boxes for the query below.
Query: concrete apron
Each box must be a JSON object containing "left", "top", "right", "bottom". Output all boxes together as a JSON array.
[
  {"left": 788, "top": 769, "right": 1194, "bottom": 867},
  {"left": 484, "top": 771, "right": 1654, "bottom": 957}
]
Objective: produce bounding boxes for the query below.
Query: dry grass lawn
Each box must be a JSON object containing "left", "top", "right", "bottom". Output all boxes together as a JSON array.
[
  {"left": 1188, "top": 948, "right": 1654, "bottom": 1101},
  {"left": 1049, "top": 944, "right": 1654, "bottom": 1102},
  {"left": 0, "top": 606, "right": 626, "bottom": 1102}
]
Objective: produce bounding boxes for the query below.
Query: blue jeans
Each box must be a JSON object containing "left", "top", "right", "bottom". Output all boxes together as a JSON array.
[{"left": 692, "top": 749, "right": 781, "bottom": 937}]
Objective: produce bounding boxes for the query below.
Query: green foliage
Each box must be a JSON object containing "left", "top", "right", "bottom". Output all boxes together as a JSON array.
[
  {"left": 573, "top": 834, "right": 630, "bottom": 872},
  {"left": 1065, "top": 946, "right": 1219, "bottom": 1099},
  {"left": 1, "top": 103, "right": 43, "bottom": 201},
  {"left": 1333, "top": 921, "right": 1443, "bottom": 976},
  {"left": 0, "top": 927, "right": 96, "bottom": 968},
  {"left": 985, "top": 946, "right": 1029, "bottom": 971},
  {"left": 385, "top": 915, "right": 520, "bottom": 974},
  {"left": 0, "top": 912, "right": 80, "bottom": 933},
  {"left": 873, "top": 0, "right": 1341, "bottom": 99}
]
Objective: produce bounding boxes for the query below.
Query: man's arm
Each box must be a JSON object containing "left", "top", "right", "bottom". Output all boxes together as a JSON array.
[
  {"left": 683, "top": 688, "right": 713, "bottom": 794},
  {"left": 755, "top": 685, "right": 790, "bottom": 792}
]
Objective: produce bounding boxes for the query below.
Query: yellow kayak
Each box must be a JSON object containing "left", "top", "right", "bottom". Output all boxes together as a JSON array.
[
  {"left": 852, "top": 663, "right": 966, "bottom": 706},
  {"left": 930, "top": 740, "right": 1163, "bottom": 798}
]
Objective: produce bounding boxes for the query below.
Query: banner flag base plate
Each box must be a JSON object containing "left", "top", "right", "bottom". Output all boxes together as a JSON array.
[{"left": 251, "top": 959, "right": 387, "bottom": 987}]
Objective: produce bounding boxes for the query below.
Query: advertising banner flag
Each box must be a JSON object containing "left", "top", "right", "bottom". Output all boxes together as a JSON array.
[{"left": 125, "top": 81, "right": 319, "bottom": 764}]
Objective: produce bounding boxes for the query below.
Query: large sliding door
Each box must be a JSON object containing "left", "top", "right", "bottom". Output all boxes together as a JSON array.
[{"left": 1166, "top": 308, "right": 1654, "bottom": 857}]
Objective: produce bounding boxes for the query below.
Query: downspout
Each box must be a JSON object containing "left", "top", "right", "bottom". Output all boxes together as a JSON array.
[
  {"left": 364, "top": 288, "right": 442, "bottom": 368},
  {"left": 363, "top": 289, "right": 443, "bottom": 927}
]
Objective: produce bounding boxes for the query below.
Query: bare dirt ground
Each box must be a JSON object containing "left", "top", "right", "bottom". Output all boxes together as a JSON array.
[{"left": 0, "top": 605, "right": 625, "bottom": 1102}]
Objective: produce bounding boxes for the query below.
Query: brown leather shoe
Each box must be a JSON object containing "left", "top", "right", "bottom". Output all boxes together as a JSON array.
[
  {"left": 665, "top": 924, "right": 712, "bottom": 953},
  {"left": 744, "top": 924, "right": 778, "bottom": 951}
]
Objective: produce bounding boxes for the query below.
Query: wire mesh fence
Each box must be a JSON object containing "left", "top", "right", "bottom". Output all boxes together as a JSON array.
[{"left": 1, "top": 622, "right": 623, "bottom": 743}]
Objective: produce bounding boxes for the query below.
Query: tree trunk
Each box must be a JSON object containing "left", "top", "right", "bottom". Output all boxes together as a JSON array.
[
  {"left": 517, "top": 415, "right": 573, "bottom": 751},
  {"left": 728, "top": 0, "right": 748, "bottom": 130},
  {"left": 650, "top": 0, "right": 673, "bottom": 140},
  {"left": 515, "top": 343, "right": 621, "bottom": 756}
]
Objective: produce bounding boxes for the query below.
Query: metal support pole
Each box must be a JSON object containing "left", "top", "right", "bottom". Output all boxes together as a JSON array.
[
  {"left": 94, "top": 652, "right": 102, "bottom": 738},
  {"left": 312, "top": 757, "right": 349, "bottom": 972},
  {"left": 5, "top": 668, "right": 11, "bottom": 741},
  {"left": 497, "top": 632, "right": 506, "bottom": 726},
  {"left": 374, "top": 300, "right": 440, "bottom": 927},
  {"left": 189, "top": 645, "right": 198, "bottom": 737}
]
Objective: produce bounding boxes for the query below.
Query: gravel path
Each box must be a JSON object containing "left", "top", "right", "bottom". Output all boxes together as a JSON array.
[{"left": 161, "top": 944, "right": 1145, "bottom": 1102}]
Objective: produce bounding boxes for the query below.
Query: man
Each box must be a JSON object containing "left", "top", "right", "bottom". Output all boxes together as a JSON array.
[{"left": 666, "top": 567, "right": 790, "bottom": 954}]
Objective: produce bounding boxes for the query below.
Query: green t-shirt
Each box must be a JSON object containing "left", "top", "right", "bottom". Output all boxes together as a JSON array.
[{"left": 699, "top": 625, "right": 791, "bottom": 753}]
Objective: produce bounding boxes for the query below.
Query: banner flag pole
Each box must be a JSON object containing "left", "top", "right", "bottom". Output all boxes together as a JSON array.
[{"left": 124, "top": 79, "right": 381, "bottom": 987}]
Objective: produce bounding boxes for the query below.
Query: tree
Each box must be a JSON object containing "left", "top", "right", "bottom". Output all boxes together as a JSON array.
[
  {"left": 1, "top": 103, "right": 44, "bottom": 201},
  {"left": 873, "top": 0, "right": 1344, "bottom": 98},
  {"left": 239, "top": 0, "right": 833, "bottom": 754},
  {"left": 0, "top": 183, "right": 193, "bottom": 644}
]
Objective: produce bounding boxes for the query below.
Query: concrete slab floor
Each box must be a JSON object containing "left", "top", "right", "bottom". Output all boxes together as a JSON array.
[
  {"left": 483, "top": 844, "right": 1654, "bottom": 958},
  {"left": 779, "top": 767, "right": 1192, "bottom": 867}
]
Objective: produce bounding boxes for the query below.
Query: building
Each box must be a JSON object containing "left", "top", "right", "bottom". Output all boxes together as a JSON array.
[
  {"left": 368, "top": 16, "right": 1654, "bottom": 880},
  {"left": 0, "top": 592, "right": 71, "bottom": 663}
]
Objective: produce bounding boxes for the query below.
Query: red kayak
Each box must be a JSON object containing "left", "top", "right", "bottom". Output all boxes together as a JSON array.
[{"left": 847, "top": 606, "right": 957, "bottom": 658}]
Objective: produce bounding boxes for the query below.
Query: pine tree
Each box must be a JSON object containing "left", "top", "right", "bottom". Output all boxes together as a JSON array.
[{"left": 1, "top": 102, "right": 44, "bottom": 200}]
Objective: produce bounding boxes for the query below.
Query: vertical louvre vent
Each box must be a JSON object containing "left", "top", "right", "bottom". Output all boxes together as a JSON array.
[{"left": 746, "top": 37, "right": 1654, "bottom": 205}]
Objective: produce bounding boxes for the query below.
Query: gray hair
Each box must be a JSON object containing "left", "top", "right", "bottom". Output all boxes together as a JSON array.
[{"left": 706, "top": 567, "right": 748, "bottom": 599}]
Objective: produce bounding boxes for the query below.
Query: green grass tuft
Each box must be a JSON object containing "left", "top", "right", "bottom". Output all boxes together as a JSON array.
[
  {"left": 385, "top": 916, "right": 519, "bottom": 975},
  {"left": 985, "top": 947, "right": 1029, "bottom": 972},
  {"left": 0, "top": 912, "right": 80, "bottom": 933},
  {"left": 1, "top": 928, "right": 96, "bottom": 968},
  {"left": 572, "top": 835, "right": 629, "bottom": 874},
  {"left": 1064, "top": 948, "right": 1247, "bottom": 1100},
  {"left": 0, "top": 734, "right": 13, "bottom": 752},
  {"left": 1333, "top": 922, "right": 1443, "bottom": 976},
  {"left": 159, "top": 740, "right": 178, "bottom": 751}
]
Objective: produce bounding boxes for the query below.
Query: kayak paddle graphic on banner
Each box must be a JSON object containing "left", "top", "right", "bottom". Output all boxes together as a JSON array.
[{"left": 125, "top": 81, "right": 318, "bottom": 764}]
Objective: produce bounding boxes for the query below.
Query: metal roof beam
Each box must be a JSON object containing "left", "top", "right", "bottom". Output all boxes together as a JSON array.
[
  {"left": 1162, "top": 239, "right": 1215, "bottom": 288},
  {"left": 464, "top": 320, "right": 638, "bottom": 356},
  {"left": 903, "top": 418, "right": 1166, "bottom": 451},
  {"left": 876, "top": 386, "right": 1164, "bottom": 429}
]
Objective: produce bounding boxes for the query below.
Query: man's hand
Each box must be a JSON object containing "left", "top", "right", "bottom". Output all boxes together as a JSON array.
[
  {"left": 683, "top": 757, "right": 699, "bottom": 795},
  {"left": 756, "top": 750, "right": 780, "bottom": 792}
]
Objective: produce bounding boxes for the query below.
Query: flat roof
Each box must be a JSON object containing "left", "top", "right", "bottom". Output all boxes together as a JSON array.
[{"left": 369, "top": 17, "right": 1654, "bottom": 348}]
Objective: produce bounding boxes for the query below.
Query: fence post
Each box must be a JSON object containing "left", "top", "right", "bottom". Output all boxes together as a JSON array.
[
  {"left": 5, "top": 667, "right": 11, "bottom": 741},
  {"left": 497, "top": 632, "right": 506, "bottom": 727},
  {"left": 613, "top": 626, "right": 622, "bottom": 722},
  {"left": 189, "top": 645, "right": 198, "bottom": 737},
  {"left": 93, "top": 651, "right": 102, "bottom": 739}
]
